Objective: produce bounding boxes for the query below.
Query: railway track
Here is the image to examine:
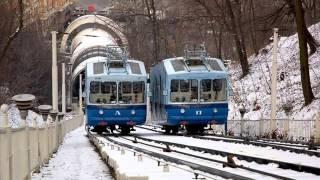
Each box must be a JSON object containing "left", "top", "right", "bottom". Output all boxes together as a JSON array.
[
  {"left": 129, "top": 132, "right": 320, "bottom": 176},
  {"left": 88, "top": 131, "right": 247, "bottom": 180},
  {"left": 96, "top": 133, "right": 295, "bottom": 179},
  {"left": 138, "top": 125, "right": 320, "bottom": 157}
]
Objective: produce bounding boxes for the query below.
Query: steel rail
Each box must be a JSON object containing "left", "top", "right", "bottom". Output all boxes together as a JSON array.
[
  {"left": 98, "top": 134, "right": 253, "bottom": 180},
  {"left": 118, "top": 136, "right": 294, "bottom": 180},
  {"left": 137, "top": 125, "right": 320, "bottom": 157},
  {"left": 132, "top": 132, "right": 320, "bottom": 175}
]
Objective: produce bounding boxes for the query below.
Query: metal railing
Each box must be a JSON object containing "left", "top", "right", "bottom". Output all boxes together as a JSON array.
[{"left": 211, "top": 118, "right": 319, "bottom": 142}]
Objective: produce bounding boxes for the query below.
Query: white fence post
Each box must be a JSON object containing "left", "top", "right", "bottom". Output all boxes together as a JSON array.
[
  {"left": 316, "top": 112, "right": 320, "bottom": 144},
  {"left": 26, "top": 126, "right": 31, "bottom": 180},
  {"left": 0, "top": 104, "right": 9, "bottom": 128},
  {"left": 259, "top": 113, "right": 264, "bottom": 137}
]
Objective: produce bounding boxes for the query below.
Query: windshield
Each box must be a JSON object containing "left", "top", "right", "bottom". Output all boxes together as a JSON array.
[
  {"left": 170, "top": 79, "right": 198, "bottom": 103},
  {"left": 170, "top": 78, "right": 227, "bottom": 103},
  {"left": 200, "top": 79, "right": 227, "bottom": 102},
  {"left": 89, "top": 81, "right": 117, "bottom": 104},
  {"left": 89, "top": 81, "right": 145, "bottom": 104},
  {"left": 119, "top": 81, "right": 145, "bottom": 104}
]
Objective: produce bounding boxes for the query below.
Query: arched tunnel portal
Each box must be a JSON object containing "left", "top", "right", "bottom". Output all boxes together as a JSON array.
[{"left": 60, "top": 15, "right": 128, "bottom": 109}]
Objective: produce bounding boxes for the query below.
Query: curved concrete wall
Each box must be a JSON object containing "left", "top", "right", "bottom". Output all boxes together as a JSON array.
[{"left": 60, "top": 15, "right": 127, "bottom": 53}]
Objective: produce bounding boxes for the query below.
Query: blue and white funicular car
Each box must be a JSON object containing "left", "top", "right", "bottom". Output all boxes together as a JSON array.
[
  {"left": 85, "top": 46, "right": 147, "bottom": 134},
  {"left": 150, "top": 45, "right": 230, "bottom": 134}
]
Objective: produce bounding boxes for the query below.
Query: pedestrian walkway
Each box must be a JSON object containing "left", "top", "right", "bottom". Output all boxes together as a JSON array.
[{"left": 32, "top": 126, "right": 113, "bottom": 180}]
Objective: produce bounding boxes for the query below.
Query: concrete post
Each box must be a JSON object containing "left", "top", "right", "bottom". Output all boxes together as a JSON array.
[
  {"left": 239, "top": 108, "right": 246, "bottom": 137},
  {"left": 51, "top": 31, "right": 59, "bottom": 112},
  {"left": 62, "top": 63, "right": 66, "bottom": 114},
  {"left": 79, "top": 74, "right": 83, "bottom": 110},
  {"left": 259, "top": 112, "right": 264, "bottom": 137},
  {"left": 0, "top": 104, "right": 9, "bottom": 128},
  {"left": 270, "top": 28, "right": 279, "bottom": 132},
  {"left": 315, "top": 112, "right": 320, "bottom": 144}
]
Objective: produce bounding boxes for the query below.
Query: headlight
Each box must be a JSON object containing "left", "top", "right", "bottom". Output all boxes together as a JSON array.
[
  {"left": 213, "top": 108, "right": 218, "bottom": 113},
  {"left": 131, "top": 110, "right": 136, "bottom": 115},
  {"left": 99, "top": 109, "right": 104, "bottom": 115},
  {"left": 180, "top": 108, "right": 185, "bottom": 114}
]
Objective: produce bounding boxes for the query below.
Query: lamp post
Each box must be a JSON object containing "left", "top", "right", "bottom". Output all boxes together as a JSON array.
[
  {"left": 271, "top": 28, "right": 279, "bottom": 133},
  {"left": 79, "top": 74, "right": 83, "bottom": 111},
  {"left": 62, "top": 63, "right": 66, "bottom": 114},
  {"left": 67, "top": 62, "right": 73, "bottom": 112},
  {"left": 51, "top": 31, "right": 59, "bottom": 112}
]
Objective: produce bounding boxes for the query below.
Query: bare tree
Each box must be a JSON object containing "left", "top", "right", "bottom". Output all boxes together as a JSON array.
[
  {"left": 285, "top": 0, "right": 319, "bottom": 55},
  {"left": 195, "top": 0, "right": 249, "bottom": 76},
  {"left": 0, "top": 0, "right": 24, "bottom": 63}
]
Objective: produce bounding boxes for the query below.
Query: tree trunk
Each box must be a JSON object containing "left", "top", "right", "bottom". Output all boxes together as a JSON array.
[
  {"left": 285, "top": 0, "right": 319, "bottom": 55},
  {"left": 249, "top": 0, "right": 259, "bottom": 55},
  {"left": 226, "top": 0, "right": 249, "bottom": 76},
  {"left": 144, "top": 0, "right": 159, "bottom": 64},
  {"left": 295, "top": 0, "right": 315, "bottom": 105}
]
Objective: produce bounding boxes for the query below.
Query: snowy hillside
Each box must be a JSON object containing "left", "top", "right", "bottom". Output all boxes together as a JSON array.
[{"left": 228, "top": 23, "right": 320, "bottom": 120}]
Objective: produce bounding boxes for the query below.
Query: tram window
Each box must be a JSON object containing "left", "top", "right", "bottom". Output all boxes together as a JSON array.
[
  {"left": 120, "top": 82, "right": 132, "bottom": 94},
  {"left": 213, "top": 79, "right": 223, "bottom": 91},
  {"left": 170, "top": 80, "right": 179, "bottom": 92},
  {"left": 119, "top": 82, "right": 132, "bottom": 104},
  {"left": 90, "top": 81, "right": 100, "bottom": 93},
  {"left": 201, "top": 79, "right": 211, "bottom": 92},
  {"left": 133, "top": 81, "right": 145, "bottom": 103},
  {"left": 190, "top": 79, "right": 198, "bottom": 101},
  {"left": 133, "top": 81, "right": 144, "bottom": 93},
  {"left": 170, "top": 79, "right": 198, "bottom": 103},
  {"left": 101, "top": 82, "right": 110, "bottom": 94},
  {"left": 180, "top": 80, "right": 189, "bottom": 92},
  {"left": 200, "top": 79, "right": 226, "bottom": 102}
]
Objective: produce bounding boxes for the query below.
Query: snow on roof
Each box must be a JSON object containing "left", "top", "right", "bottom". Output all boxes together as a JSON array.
[
  {"left": 86, "top": 59, "right": 147, "bottom": 77},
  {"left": 162, "top": 57, "right": 227, "bottom": 76}
]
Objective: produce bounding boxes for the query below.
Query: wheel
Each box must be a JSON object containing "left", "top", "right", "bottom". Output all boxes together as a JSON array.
[
  {"left": 164, "top": 126, "right": 171, "bottom": 134},
  {"left": 171, "top": 126, "right": 179, "bottom": 134},
  {"left": 93, "top": 126, "right": 105, "bottom": 135},
  {"left": 198, "top": 126, "right": 205, "bottom": 135},
  {"left": 121, "top": 126, "right": 131, "bottom": 135},
  {"left": 186, "top": 126, "right": 198, "bottom": 134}
]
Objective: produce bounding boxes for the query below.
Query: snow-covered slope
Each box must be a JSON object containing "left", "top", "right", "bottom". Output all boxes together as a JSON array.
[{"left": 228, "top": 23, "right": 320, "bottom": 120}]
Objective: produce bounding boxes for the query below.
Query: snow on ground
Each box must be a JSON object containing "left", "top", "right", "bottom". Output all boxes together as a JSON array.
[
  {"left": 32, "top": 126, "right": 113, "bottom": 180},
  {"left": 228, "top": 22, "right": 320, "bottom": 120}
]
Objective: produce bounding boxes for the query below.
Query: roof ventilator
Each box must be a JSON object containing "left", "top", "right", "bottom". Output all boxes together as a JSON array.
[
  {"left": 184, "top": 43, "right": 210, "bottom": 72},
  {"left": 105, "top": 45, "right": 128, "bottom": 74}
]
